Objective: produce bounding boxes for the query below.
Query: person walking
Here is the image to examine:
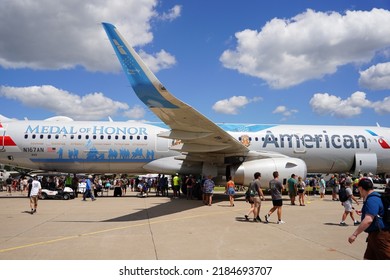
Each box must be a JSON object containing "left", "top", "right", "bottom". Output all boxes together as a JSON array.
[
  {"left": 265, "top": 171, "right": 285, "bottom": 224},
  {"left": 83, "top": 175, "right": 96, "bottom": 201},
  {"left": 185, "top": 175, "right": 195, "bottom": 200},
  {"left": 249, "top": 172, "right": 265, "bottom": 222},
  {"left": 348, "top": 178, "right": 390, "bottom": 259},
  {"left": 318, "top": 176, "right": 326, "bottom": 199},
  {"left": 172, "top": 173, "right": 181, "bottom": 198},
  {"left": 287, "top": 174, "right": 297, "bottom": 205},
  {"left": 297, "top": 176, "right": 306, "bottom": 206},
  {"left": 6, "top": 176, "right": 12, "bottom": 196},
  {"left": 339, "top": 179, "right": 360, "bottom": 226},
  {"left": 29, "top": 176, "right": 42, "bottom": 214},
  {"left": 203, "top": 175, "right": 215, "bottom": 206},
  {"left": 226, "top": 176, "right": 236, "bottom": 207},
  {"left": 72, "top": 174, "right": 79, "bottom": 198},
  {"left": 330, "top": 174, "right": 339, "bottom": 201}
]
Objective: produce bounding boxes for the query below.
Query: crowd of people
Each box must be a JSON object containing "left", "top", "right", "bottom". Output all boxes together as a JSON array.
[
  {"left": 241, "top": 171, "right": 390, "bottom": 260},
  {"left": 1, "top": 169, "right": 389, "bottom": 259}
]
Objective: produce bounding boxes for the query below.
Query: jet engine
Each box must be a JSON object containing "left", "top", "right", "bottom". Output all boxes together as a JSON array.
[{"left": 234, "top": 157, "right": 307, "bottom": 187}]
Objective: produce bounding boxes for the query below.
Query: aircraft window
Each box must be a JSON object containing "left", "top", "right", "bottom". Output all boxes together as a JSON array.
[
  {"left": 275, "top": 138, "right": 278, "bottom": 141},
  {"left": 55, "top": 135, "right": 59, "bottom": 139},
  {"left": 115, "top": 135, "right": 119, "bottom": 140},
  {"left": 262, "top": 137, "right": 265, "bottom": 141},
  {"left": 47, "top": 135, "right": 51, "bottom": 139},
  {"left": 144, "top": 136, "right": 147, "bottom": 140},
  {"left": 40, "top": 135, "right": 44, "bottom": 139},
  {"left": 70, "top": 135, "right": 74, "bottom": 139},
  {"left": 255, "top": 137, "right": 258, "bottom": 141},
  {"left": 122, "top": 135, "right": 126, "bottom": 140},
  {"left": 137, "top": 136, "right": 140, "bottom": 140},
  {"left": 108, "top": 135, "right": 111, "bottom": 140},
  {"left": 238, "top": 137, "right": 241, "bottom": 141},
  {"left": 24, "top": 135, "right": 28, "bottom": 139},
  {"left": 85, "top": 135, "right": 89, "bottom": 140},
  {"left": 78, "top": 135, "right": 82, "bottom": 140},
  {"left": 32, "top": 134, "right": 36, "bottom": 139},
  {"left": 93, "top": 135, "right": 97, "bottom": 140},
  {"left": 100, "top": 135, "right": 104, "bottom": 140},
  {"left": 130, "top": 136, "right": 133, "bottom": 140}
]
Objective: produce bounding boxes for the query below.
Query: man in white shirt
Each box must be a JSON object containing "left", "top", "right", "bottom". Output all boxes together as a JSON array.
[{"left": 29, "top": 177, "right": 42, "bottom": 214}]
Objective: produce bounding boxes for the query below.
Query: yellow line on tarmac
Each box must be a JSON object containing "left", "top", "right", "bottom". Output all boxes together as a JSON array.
[
  {"left": 0, "top": 207, "right": 241, "bottom": 254},
  {"left": 0, "top": 236, "right": 76, "bottom": 253}
]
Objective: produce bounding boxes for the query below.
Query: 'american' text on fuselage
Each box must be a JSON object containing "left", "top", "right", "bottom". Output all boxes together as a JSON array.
[{"left": 262, "top": 131, "right": 368, "bottom": 149}]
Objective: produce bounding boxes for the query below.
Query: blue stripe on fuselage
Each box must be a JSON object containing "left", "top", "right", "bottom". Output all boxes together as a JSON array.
[
  {"left": 145, "top": 122, "right": 276, "bottom": 132},
  {"left": 365, "top": 129, "right": 378, "bottom": 136},
  {"left": 217, "top": 124, "right": 276, "bottom": 132}
]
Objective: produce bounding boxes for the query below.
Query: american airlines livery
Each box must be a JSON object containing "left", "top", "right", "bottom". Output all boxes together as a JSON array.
[{"left": 0, "top": 22, "right": 389, "bottom": 186}]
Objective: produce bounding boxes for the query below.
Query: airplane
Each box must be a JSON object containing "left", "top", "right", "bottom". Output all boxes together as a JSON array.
[{"left": 0, "top": 22, "right": 389, "bottom": 187}]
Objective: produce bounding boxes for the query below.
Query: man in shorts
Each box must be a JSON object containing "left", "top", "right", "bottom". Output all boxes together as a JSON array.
[
  {"left": 29, "top": 176, "right": 42, "bottom": 214},
  {"left": 265, "top": 171, "right": 285, "bottom": 224},
  {"left": 250, "top": 172, "right": 265, "bottom": 222},
  {"left": 339, "top": 178, "right": 360, "bottom": 226},
  {"left": 287, "top": 174, "right": 297, "bottom": 205}
]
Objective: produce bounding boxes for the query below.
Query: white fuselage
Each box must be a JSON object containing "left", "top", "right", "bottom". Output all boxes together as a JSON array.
[{"left": 1, "top": 119, "right": 389, "bottom": 176}]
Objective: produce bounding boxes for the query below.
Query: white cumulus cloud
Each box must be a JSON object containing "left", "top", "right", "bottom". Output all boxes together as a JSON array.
[
  {"left": 212, "top": 96, "right": 262, "bottom": 114},
  {"left": 220, "top": 8, "right": 390, "bottom": 89},
  {"left": 160, "top": 5, "right": 182, "bottom": 21},
  {"left": 139, "top": 50, "right": 177, "bottom": 72},
  {"left": 272, "top": 106, "right": 298, "bottom": 117},
  {"left": 309, "top": 91, "right": 373, "bottom": 118},
  {"left": 0, "top": 0, "right": 178, "bottom": 72},
  {"left": 359, "top": 62, "right": 390, "bottom": 90},
  {"left": 0, "top": 85, "right": 145, "bottom": 120}
]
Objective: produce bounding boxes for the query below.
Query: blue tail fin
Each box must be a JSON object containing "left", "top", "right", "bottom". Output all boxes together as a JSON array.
[{"left": 102, "top": 22, "right": 178, "bottom": 109}]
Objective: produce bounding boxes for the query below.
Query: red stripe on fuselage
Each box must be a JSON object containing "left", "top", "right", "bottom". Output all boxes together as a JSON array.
[
  {"left": 0, "top": 136, "right": 17, "bottom": 146},
  {"left": 379, "top": 138, "right": 390, "bottom": 149}
]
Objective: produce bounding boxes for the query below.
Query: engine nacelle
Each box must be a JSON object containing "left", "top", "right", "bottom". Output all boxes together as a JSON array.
[{"left": 234, "top": 157, "right": 307, "bottom": 187}]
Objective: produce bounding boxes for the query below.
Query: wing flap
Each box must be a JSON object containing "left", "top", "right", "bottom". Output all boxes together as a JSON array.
[{"left": 158, "top": 130, "right": 213, "bottom": 140}]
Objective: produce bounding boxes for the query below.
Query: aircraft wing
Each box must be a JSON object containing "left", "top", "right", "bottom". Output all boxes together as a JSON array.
[{"left": 102, "top": 22, "right": 249, "bottom": 156}]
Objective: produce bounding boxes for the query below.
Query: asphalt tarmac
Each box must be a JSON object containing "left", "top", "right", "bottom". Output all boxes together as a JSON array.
[{"left": 0, "top": 190, "right": 367, "bottom": 260}]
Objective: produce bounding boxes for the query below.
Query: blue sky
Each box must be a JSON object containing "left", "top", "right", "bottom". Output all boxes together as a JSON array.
[{"left": 1, "top": 0, "right": 390, "bottom": 127}]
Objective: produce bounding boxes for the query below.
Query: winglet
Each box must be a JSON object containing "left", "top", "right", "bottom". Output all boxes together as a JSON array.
[{"left": 102, "top": 22, "right": 178, "bottom": 109}]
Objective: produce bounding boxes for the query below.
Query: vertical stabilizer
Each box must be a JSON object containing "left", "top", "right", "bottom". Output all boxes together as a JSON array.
[{"left": 102, "top": 22, "right": 178, "bottom": 109}]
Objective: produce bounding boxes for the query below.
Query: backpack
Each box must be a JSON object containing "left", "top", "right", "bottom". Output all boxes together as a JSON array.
[
  {"left": 186, "top": 177, "right": 194, "bottom": 186},
  {"left": 338, "top": 186, "right": 348, "bottom": 202},
  {"left": 366, "top": 192, "right": 390, "bottom": 227},
  {"left": 326, "top": 178, "right": 335, "bottom": 188},
  {"left": 382, "top": 193, "right": 390, "bottom": 226},
  {"left": 245, "top": 181, "right": 258, "bottom": 201}
]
